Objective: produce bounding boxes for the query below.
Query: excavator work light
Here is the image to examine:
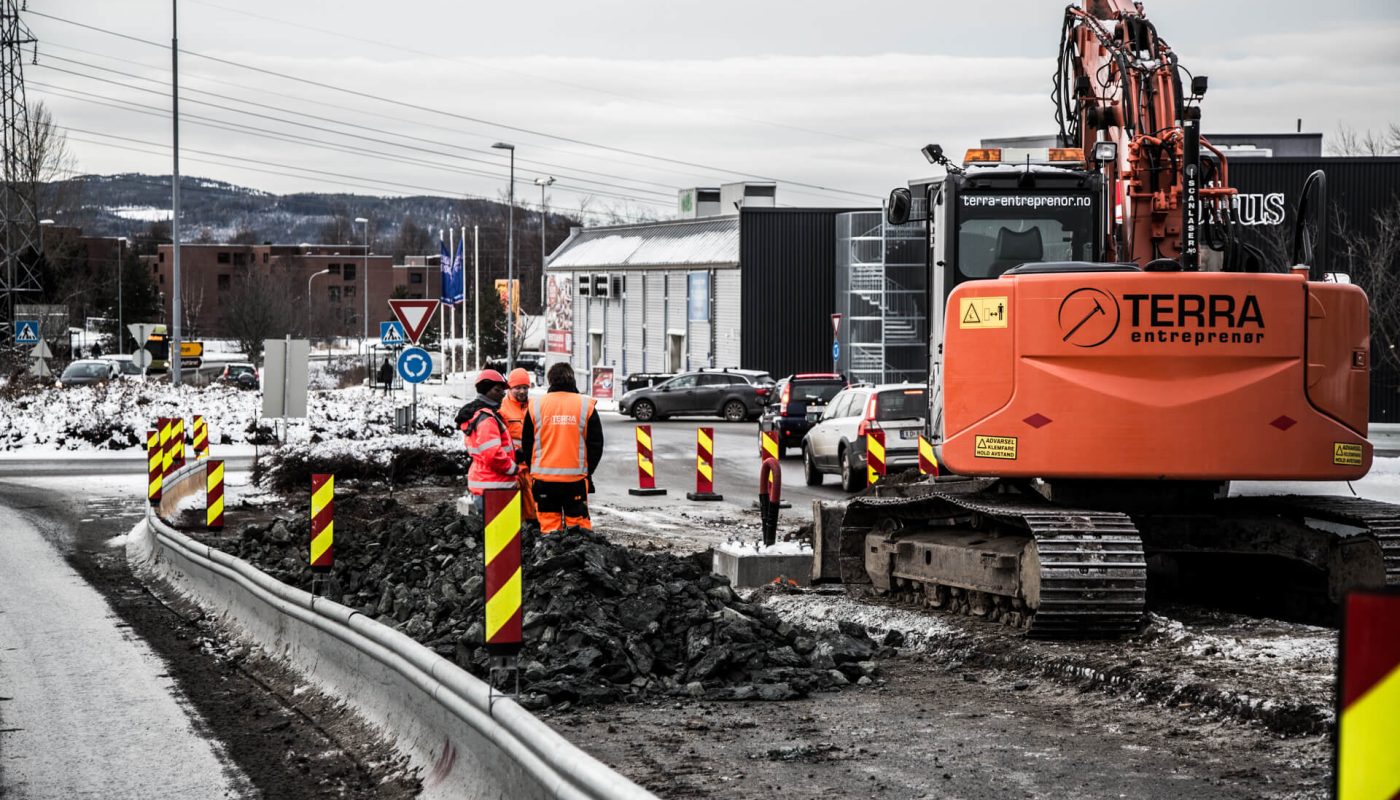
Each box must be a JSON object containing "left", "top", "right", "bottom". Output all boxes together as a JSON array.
[
  {"left": 921, "top": 144, "right": 944, "bottom": 164},
  {"left": 1092, "top": 141, "right": 1118, "bottom": 162}
]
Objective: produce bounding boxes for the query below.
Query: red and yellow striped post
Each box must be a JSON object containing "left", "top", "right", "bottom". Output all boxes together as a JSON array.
[
  {"left": 205, "top": 459, "right": 225, "bottom": 529},
  {"left": 193, "top": 415, "right": 209, "bottom": 459},
  {"left": 484, "top": 488, "right": 523, "bottom": 654},
  {"left": 760, "top": 429, "right": 780, "bottom": 463},
  {"left": 686, "top": 426, "right": 723, "bottom": 501},
  {"left": 866, "top": 430, "right": 887, "bottom": 486},
  {"left": 1337, "top": 589, "right": 1400, "bottom": 800},
  {"left": 628, "top": 424, "right": 667, "bottom": 497},
  {"left": 170, "top": 417, "right": 186, "bottom": 472},
  {"left": 918, "top": 434, "right": 939, "bottom": 477},
  {"left": 310, "top": 473, "right": 334, "bottom": 571},
  {"left": 159, "top": 417, "right": 175, "bottom": 480},
  {"left": 146, "top": 428, "right": 162, "bottom": 505}
]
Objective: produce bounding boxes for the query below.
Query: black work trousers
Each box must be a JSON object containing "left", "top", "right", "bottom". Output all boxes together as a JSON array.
[{"left": 532, "top": 478, "right": 591, "bottom": 533}]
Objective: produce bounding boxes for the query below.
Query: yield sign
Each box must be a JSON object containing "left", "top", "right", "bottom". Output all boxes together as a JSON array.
[
  {"left": 830, "top": 313, "right": 842, "bottom": 337},
  {"left": 388, "top": 299, "right": 440, "bottom": 345}
]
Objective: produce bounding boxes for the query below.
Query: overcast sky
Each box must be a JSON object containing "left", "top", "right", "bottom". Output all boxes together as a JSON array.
[{"left": 27, "top": 0, "right": 1400, "bottom": 221}]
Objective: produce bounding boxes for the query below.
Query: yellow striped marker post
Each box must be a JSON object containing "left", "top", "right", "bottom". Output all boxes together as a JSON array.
[
  {"left": 205, "top": 459, "right": 224, "bottom": 529},
  {"left": 193, "top": 414, "right": 209, "bottom": 459},
  {"left": 159, "top": 417, "right": 174, "bottom": 480},
  {"left": 146, "top": 428, "right": 162, "bottom": 505},
  {"left": 310, "top": 474, "right": 334, "bottom": 571},
  {"left": 686, "top": 426, "right": 723, "bottom": 501},
  {"left": 1336, "top": 589, "right": 1400, "bottom": 800},
  {"left": 918, "top": 434, "right": 940, "bottom": 477},
  {"left": 484, "top": 488, "right": 523, "bottom": 654},
  {"left": 170, "top": 417, "right": 186, "bottom": 472},
  {"left": 866, "top": 430, "right": 887, "bottom": 486},
  {"left": 628, "top": 424, "right": 667, "bottom": 497},
  {"left": 760, "top": 429, "right": 780, "bottom": 462}
]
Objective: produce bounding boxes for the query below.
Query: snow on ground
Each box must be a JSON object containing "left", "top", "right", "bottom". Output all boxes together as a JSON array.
[{"left": 0, "top": 379, "right": 469, "bottom": 452}]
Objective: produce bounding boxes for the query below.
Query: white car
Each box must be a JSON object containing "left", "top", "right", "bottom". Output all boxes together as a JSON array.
[
  {"left": 801, "top": 383, "right": 928, "bottom": 491},
  {"left": 97, "top": 354, "right": 146, "bottom": 380}
]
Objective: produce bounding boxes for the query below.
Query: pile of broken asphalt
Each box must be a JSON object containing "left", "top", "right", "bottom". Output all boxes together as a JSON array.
[{"left": 213, "top": 495, "right": 902, "bottom": 709}]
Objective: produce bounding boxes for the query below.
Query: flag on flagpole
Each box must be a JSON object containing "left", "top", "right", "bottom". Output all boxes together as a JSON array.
[
  {"left": 440, "top": 238, "right": 464, "bottom": 305},
  {"left": 453, "top": 237, "right": 466, "bottom": 306}
]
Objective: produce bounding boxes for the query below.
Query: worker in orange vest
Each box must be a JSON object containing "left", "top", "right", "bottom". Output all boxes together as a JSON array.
[
  {"left": 520, "top": 362, "right": 603, "bottom": 533},
  {"left": 454, "top": 369, "right": 519, "bottom": 517},
  {"left": 500, "top": 368, "right": 538, "bottom": 523}
]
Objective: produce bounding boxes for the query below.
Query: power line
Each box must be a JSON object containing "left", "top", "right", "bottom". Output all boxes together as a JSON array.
[
  {"left": 33, "top": 58, "right": 677, "bottom": 205},
  {"left": 188, "top": 0, "right": 912, "bottom": 156},
  {"left": 29, "top": 10, "right": 881, "bottom": 202},
  {"left": 31, "top": 79, "right": 673, "bottom": 208}
]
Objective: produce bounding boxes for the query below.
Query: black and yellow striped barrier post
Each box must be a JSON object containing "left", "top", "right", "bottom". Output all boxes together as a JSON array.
[
  {"left": 146, "top": 427, "right": 162, "bottom": 505},
  {"left": 206, "top": 459, "right": 224, "bottom": 529}
]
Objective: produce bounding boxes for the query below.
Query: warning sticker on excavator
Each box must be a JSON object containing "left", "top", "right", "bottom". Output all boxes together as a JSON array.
[
  {"left": 974, "top": 435, "right": 1018, "bottom": 460},
  {"left": 959, "top": 296, "right": 1009, "bottom": 329},
  {"left": 1334, "top": 442, "right": 1364, "bottom": 466}
]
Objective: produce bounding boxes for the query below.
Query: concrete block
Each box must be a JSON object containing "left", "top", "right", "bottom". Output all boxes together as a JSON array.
[
  {"left": 810, "top": 500, "right": 847, "bottom": 584},
  {"left": 713, "top": 540, "right": 813, "bottom": 589}
]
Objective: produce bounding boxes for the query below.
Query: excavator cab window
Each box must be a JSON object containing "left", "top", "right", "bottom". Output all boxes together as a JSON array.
[{"left": 954, "top": 191, "right": 1096, "bottom": 280}]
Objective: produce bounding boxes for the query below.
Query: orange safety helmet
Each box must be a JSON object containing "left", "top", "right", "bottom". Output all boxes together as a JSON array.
[{"left": 507, "top": 368, "right": 532, "bottom": 388}]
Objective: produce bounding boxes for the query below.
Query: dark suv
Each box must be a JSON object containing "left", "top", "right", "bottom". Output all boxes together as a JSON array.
[
  {"left": 759, "top": 373, "right": 847, "bottom": 456},
  {"left": 619, "top": 368, "right": 774, "bottom": 422}
]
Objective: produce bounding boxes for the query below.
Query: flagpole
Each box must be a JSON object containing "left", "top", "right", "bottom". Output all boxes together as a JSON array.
[
  {"left": 473, "top": 225, "right": 480, "bottom": 370},
  {"left": 459, "top": 227, "right": 467, "bottom": 376},
  {"left": 447, "top": 226, "right": 455, "bottom": 378}
]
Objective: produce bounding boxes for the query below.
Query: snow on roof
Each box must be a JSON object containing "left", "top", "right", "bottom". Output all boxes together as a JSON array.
[{"left": 547, "top": 216, "right": 739, "bottom": 271}]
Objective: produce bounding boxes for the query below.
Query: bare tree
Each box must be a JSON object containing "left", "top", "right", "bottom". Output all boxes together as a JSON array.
[
  {"left": 1338, "top": 200, "right": 1400, "bottom": 375},
  {"left": 224, "top": 266, "right": 297, "bottom": 365},
  {"left": 1328, "top": 123, "right": 1400, "bottom": 156}
]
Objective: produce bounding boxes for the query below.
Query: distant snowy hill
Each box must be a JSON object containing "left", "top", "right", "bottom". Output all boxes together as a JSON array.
[{"left": 49, "top": 173, "right": 530, "bottom": 244}]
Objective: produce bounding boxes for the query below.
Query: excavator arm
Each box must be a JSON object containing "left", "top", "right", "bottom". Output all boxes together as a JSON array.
[{"left": 1055, "top": 1, "right": 1240, "bottom": 268}]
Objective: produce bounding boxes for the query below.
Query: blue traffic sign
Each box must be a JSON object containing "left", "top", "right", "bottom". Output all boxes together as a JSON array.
[
  {"left": 380, "top": 320, "right": 406, "bottom": 346},
  {"left": 14, "top": 320, "right": 39, "bottom": 345},
  {"left": 832, "top": 340, "right": 840, "bottom": 362},
  {"left": 397, "top": 346, "right": 432, "bottom": 384}
]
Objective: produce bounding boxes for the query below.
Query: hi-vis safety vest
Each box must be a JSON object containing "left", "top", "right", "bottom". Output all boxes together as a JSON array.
[
  {"left": 499, "top": 395, "right": 529, "bottom": 449},
  {"left": 530, "top": 392, "right": 596, "bottom": 482}
]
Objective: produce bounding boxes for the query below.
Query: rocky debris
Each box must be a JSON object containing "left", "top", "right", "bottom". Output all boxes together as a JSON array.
[
  {"left": 215, "top": 498, "right": 892, "bottom": 708},
  {"left": 254, "top": 443, "right": 467, "bottom": 492}
]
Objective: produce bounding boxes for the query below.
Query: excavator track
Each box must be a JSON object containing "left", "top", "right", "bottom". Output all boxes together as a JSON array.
[
  {"left": 1234, "top": 494, "right": 1400, "bottom": 586},
  {"left": 844, "top": 488, "right": 1148, "bottom": 638}
]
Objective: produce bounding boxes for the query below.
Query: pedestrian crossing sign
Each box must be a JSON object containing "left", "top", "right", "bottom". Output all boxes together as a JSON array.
[
  {"left": 380, "top": 320, "right": 407, "bottom": 346},
  {"left": 14, "top": 320, "right": 39, "bottom": 344}
]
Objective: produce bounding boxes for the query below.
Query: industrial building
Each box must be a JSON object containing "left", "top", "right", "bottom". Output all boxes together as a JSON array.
[{"left": 543, "top": 182, "right": 927, "bottom": 388}]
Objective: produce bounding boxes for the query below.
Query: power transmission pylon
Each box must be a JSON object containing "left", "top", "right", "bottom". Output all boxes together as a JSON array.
[{"left": 0, "top": 0, "right": 38, "bottom": 342}]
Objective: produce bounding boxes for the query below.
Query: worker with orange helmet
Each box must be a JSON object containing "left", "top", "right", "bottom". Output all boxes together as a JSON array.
[
  {"left": 520, "top": 361, "right": 603, "bottom": 533},
  {"left": 454, "top": 369, "right": 518, "bottom": 516},
  {"left": 500, "top": 368, "right": 538, "bottom": 523}
]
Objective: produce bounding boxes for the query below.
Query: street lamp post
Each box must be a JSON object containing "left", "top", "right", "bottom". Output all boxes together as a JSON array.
[
  {"left": 307, "top": 268, "right": 331, "bottom": 313},
  {"left": 354, "top": 216, "right": 369, "bottom": 372},
  {"left": 116, "top": 237, "right": 127, "bottom": 353},
  {"left": 492, "top": 142, "right": 515, "bottom": 369},
  {"left": 534, "top": 176, "right": 554, "bottom": 310}
]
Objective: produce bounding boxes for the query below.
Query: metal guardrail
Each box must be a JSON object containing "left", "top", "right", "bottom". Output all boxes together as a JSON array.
[{"left": 137, "top": 461, "right": 654, "bottom": 800}]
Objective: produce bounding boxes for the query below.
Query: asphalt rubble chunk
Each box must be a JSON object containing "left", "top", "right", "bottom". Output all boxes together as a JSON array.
[{"left": 214, "top": 496, "right": 892, "bottom": 710}]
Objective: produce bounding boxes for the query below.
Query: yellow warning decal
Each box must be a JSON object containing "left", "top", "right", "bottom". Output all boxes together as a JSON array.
[
  {"left": 1334, "top": 442, "right": 1364, "bottom": 466},
  {"left": 959, "top": 296, "right": 1009, "bottom": 329},
  {"left": 974, "top": 435, "right": 1018, "bottom": 460}
]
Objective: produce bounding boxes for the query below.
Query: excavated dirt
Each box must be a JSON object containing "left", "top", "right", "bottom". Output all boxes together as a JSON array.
[{"left": 193, "top": 496, "right": 893, "bottom": 709}]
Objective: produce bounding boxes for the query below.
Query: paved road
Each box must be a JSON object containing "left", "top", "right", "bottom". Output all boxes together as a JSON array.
[
  {"left": 591, "top": 412, "right": 853, "bottom": 519},
  {"left": 0, "top": 494, "right": 251, "bottom": 798}
]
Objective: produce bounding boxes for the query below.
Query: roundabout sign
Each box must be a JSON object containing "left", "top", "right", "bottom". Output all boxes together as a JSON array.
[{"left": 396, "top": 346, "right": 433, "bottom": 384}]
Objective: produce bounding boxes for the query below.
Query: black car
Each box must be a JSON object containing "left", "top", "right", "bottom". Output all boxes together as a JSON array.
[
  {"left": 623, "top": 372, "right": 675, "bottom": 393},
  {"left": 759, "top": 373, "right": 847, "bottom": 456},
  {"left": 618, "top": 368, "right": 774, "bottom": 422}
]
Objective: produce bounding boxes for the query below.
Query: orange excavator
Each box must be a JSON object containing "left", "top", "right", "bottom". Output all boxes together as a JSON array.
[{"left": 837, "top": 0, "right": 1395, "bottom": 636}]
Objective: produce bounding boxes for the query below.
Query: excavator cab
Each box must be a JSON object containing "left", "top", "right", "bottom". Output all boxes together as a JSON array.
[{"left": 892, "top": 155, "right": 1371, "bottom": 485}]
